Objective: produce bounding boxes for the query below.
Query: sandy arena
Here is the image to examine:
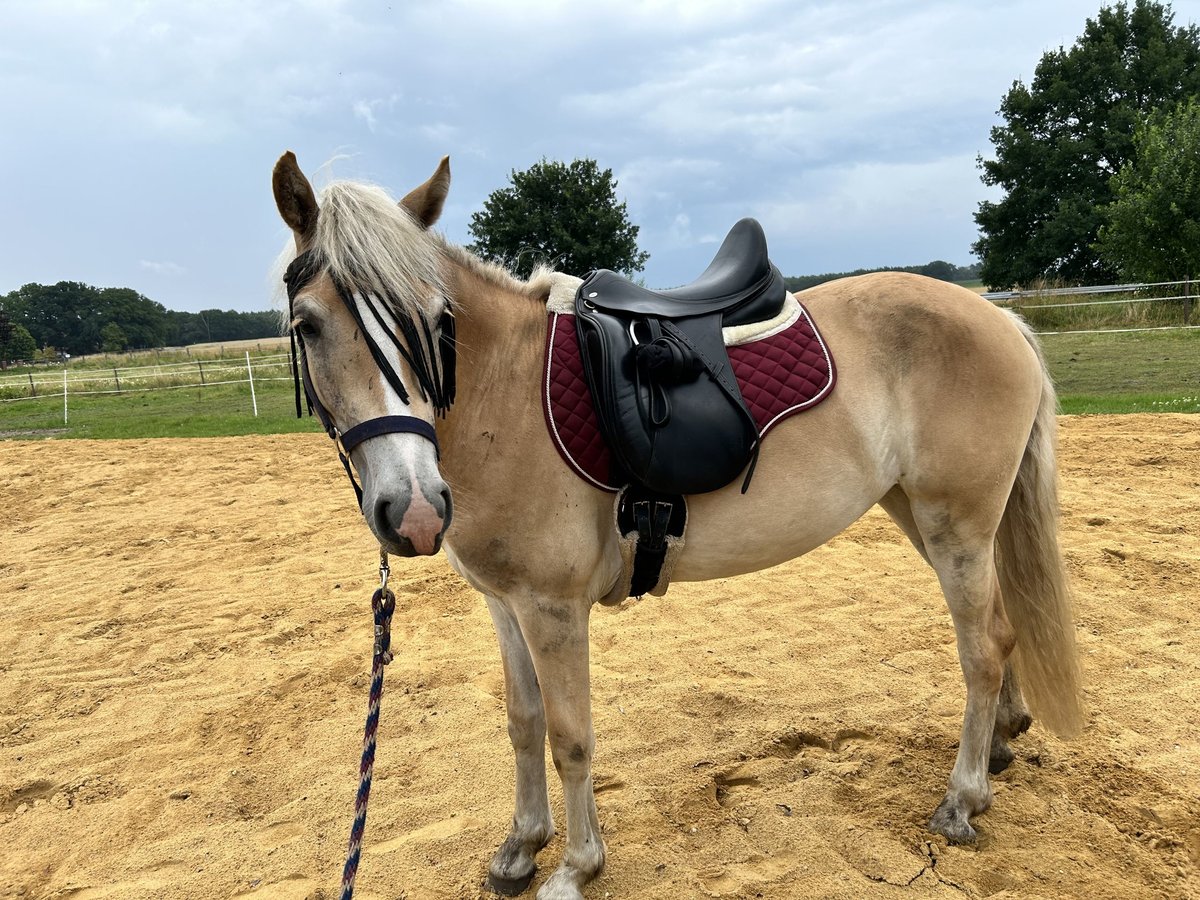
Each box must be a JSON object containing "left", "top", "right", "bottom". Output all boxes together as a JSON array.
[{"left": 1, "top": 414, "right": 1197, "bottom": 900}]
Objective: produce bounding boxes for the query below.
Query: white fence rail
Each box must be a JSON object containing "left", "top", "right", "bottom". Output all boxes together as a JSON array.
[
  {"left": 983, "top": 278, "right": 1198, "bottom": 335},
  {"left": 0, "top": 353, "right": 295, "bottom": 424}
]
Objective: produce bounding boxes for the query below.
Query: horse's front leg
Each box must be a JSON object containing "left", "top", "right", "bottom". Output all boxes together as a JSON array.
[
  {"left": 485, "top": 596, "right": 555, "bottom": 896},
  {"left": 514, "top": 595, "right": 604, "bottom": 900}
]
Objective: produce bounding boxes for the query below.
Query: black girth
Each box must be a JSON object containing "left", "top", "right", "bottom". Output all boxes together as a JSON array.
[{"left": 283, "top": 248, "right": 454, "bottom": 504}]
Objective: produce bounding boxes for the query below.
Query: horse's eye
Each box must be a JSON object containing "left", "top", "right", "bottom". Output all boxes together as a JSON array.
[{"left": 293, "top": 318, "right": 320, "bottom": 339}]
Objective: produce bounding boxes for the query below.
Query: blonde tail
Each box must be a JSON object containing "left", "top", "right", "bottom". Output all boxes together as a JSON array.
[{"left": 995, "top": 316, "right": 1083, "bottom": 737}]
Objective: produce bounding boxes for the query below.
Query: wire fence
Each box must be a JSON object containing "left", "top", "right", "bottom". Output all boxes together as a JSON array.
[
  {"left": 1, "top": 280, "right": 1197, "bottom": 432},
  {"left": 0, "top": 353, "right": 293, "bottom": 403},
  {"left": 983, "top": 278, "right": 1198, "bottom": 335}
]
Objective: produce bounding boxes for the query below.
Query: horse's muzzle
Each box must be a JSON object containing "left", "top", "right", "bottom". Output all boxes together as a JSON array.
[{"left": 371, "top": 484, "right": 452, "bottom": 557}]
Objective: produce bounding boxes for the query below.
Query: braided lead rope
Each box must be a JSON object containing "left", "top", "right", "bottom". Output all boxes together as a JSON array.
[{"left": 340, "top": 551, "right": 395, "bottom": 900}]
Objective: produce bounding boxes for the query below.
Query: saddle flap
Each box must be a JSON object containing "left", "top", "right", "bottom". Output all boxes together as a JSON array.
[{"left": 575, "top": 301, "right": 759, "bottom": 495}]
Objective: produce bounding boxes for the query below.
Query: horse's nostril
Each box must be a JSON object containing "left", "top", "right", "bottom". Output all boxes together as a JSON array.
[
  {"left": 375, "top": 499, "right": 395, "bottom": 534},
  {"left": 439, "top": 486, "right": 453, "bottom": 520}
]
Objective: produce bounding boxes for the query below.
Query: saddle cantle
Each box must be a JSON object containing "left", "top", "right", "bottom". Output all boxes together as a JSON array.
[
  {"left": 580, "top": 218, "right": 786, "bottom": 325},
  {"left": 574, "top": 218, "right": 786, "bottom": 495}
]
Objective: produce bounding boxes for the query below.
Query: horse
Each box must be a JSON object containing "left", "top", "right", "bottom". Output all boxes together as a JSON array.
[{"left": 271, "top": 151, "right": 1081, "bottom": 900}]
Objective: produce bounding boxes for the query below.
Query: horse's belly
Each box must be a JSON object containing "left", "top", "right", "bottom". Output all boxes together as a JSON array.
[{"left": 671, "top": 411, "right": 892, "bottom": 581}]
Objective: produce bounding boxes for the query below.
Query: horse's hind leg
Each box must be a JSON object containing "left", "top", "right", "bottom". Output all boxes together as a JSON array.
[
  {"left": 989, "top": 661, "right": 1033, "bottom": 774},
  {"left": 911, "top": 503, "right": 1016, "bottom": 844},
  {"left": 881, "top": 487, "right": 1031, "bottom": 776},
  {"left": 485, "top": 596, "right": 555, "bottom": 896}
]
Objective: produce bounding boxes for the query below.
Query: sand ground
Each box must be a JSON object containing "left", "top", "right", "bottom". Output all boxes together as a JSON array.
[{"left": 1, "top": 414, "right": 1197, "bottom": 900}]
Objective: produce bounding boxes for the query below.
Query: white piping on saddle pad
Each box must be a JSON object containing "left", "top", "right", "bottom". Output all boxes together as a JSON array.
[{"left": 545, "top": 272, "right": 801, "bottom": 346}]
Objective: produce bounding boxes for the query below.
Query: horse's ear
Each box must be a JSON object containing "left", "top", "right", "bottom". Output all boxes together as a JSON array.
[
  {"left": 400, "top": 156, "right": 451, "bottom": 229},
  {"left": 273, "top": 151, "right": 319, "bottom": 241}
]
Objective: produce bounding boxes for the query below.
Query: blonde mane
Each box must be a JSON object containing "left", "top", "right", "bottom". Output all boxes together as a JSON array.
[
  {"left": 274, "top": 178, "right": 556, "bottom": 320},
  {"left": 314, "top": 180, "right": 447, "bottom": 320}
]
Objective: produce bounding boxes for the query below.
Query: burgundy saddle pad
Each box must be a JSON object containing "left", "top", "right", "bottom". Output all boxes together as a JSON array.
[{"left": 542, "top": 301, "right": 836, "bottom": 492}]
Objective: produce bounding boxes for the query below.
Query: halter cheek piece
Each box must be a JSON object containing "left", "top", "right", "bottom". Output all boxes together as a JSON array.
[{"left": 284, "top": 249, "right": 455, "bottom": 505}]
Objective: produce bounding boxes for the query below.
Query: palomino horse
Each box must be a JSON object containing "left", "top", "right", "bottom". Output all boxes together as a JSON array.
[{"left": 272, "top": 152, "right": 1081, "bottom": 900}]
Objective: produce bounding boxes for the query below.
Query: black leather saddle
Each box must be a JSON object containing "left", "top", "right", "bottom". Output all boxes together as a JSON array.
[{"left": 574, "top": 218, "right": 786, "bottom": 495}]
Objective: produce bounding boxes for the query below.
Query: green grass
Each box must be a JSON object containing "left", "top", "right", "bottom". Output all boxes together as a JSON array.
[
  {"left": 1058, "top": 394, "right": 1199, "bottom": 414},
  {"left": 1037, "top": 328, "right": 1199, "bottom": 397},
  {"left": 1, "top": 327, "right": 1195, "bottom": 440},
  {"left": 0, "top": 380, "right": 322, "bottom": 439},
  {"left": 998, "top": 289, "right": 1191, "bottom": 332}
]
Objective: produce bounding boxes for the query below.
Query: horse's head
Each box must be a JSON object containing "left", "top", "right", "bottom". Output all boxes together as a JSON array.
[{"left": 272, "top": 151, "right": 455, "bottom": 557}]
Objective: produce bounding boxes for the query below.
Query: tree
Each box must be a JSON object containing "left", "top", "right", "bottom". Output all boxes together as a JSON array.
[
  {"left": 100, "top": 323, "right": 128, "bottom": 352},
  {"left": 1096, "top": 98, "right": 1200, "bottom": 281},
  {"left": 973, "top": 1, "right": 1200, "bottom": 288},
  {"left": 1, "top": 281, "right": 169, "bottom": 354},
  {"left": 0, "top": 316, "right": 36, "bottom": 367},
  {"left": 467, "top": 158, "right": 649, "bottom": 279}
]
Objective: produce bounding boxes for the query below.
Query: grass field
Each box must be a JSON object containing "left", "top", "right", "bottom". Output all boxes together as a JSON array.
[
  {"left": 1039, "top": 328, "right": 1199, "bottom": 413},
  {"left": 1, "top": 326, "right": 1195, "bottom": 439},
  {"left": 0, "top": 381, "right": 322, "bottom": 439}
]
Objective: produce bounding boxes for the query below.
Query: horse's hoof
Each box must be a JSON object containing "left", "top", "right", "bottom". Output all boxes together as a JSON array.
[
  {"left": 929, "top": 799, "right": 978, "bottom": 845},
  {"left": 988, "top": 740, "right": 1015, "bottom": 774},
  {"left": 1011, "top": 711, "right": 1033, "bottom": 738},
  {"left": 487, "top": 870, "right": 536, "bottom": 897}
]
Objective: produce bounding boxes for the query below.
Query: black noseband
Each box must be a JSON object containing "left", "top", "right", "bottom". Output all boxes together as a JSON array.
[{"left": 339, "top": 416, "right": 439, "bottom": 456}]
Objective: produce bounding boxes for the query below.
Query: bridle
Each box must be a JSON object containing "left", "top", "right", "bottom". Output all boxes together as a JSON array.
[{"left": 283, "top": 248, "right": 456, "bottom": 504}]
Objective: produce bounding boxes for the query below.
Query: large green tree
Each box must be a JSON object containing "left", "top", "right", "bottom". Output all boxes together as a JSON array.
[
  {"left": 1, "top": 282, "right": 170, "bottom": 354},
  {"left": 0, "top": 317, "right": 37, "bottom": 367},
  {"left": 467, "top": 158, "right": 649, "bottom": 279},
  {"left": 973, "top": 0, "right": 1200, "bottom": 289},
  {"left": 1096, "top": 98, "right": 1200, "bottom": 281}
]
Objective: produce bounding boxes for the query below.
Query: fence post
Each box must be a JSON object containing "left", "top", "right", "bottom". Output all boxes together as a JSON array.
[
  {"left": 246, "top": 351, "right": 258, "bottom": 417},
  {"left": 63, "top": 368, "right": 68, "bottom": 424},
  {"left": 114, "top": 368, "right": 122, "bottom": 393},
  {"left": 198, "top": 361, "right": 206, "bottom": 385},
  {"left": 1185, "top": 277, "right": 1193, "bottom": 326},
  {"left": 28, "top": 373, "right": 36, "bottom": 397}
]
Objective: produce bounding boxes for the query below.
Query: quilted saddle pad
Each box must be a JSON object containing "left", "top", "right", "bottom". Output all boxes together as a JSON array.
[{"left": 542, "top": 296, "right": 837, "bottom": 492}]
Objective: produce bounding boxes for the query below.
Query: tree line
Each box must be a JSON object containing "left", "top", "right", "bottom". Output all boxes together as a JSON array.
[
  {"left": 784, "top": 261, "right": 980, "bottom": 293},
  {"left": 0, "top": 281, "right": 280, "bottom": 364}
]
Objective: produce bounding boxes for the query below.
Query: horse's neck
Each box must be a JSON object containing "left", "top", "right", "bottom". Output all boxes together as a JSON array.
[
  {"left": 434, "top": 255, "right": 617, "bottom": 601},
  {"left": 438, "top": 260, "right": 551, "bottom": 498}
]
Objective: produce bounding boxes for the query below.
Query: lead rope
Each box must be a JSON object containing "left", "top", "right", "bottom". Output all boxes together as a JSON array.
[{"left": 339, "top": 548, "right": 395, "bottom": 900}]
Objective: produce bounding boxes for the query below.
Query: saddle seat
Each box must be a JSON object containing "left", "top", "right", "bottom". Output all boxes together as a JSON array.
[{"left": 581, "top": 218, "right": 785, "bottom": 327}]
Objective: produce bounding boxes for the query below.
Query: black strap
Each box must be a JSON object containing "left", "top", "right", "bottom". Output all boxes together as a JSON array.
[
  {"left": 333, "top": 417, "right": 439, "bottom": 507},
  {"left": 341, "top": 416, "right": 439, "bottom": 455},
  {"left": 618, "top": 486, "right": 687, "bottom": 597}
]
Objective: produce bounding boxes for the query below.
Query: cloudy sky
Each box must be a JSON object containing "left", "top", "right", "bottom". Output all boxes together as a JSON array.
[{"left": 3, "top": 0, "right": 1196, "bottom": 313}]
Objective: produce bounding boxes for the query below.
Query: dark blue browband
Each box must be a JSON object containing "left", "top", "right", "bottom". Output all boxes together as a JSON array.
[{"left": 285, "top": 249, "right": 445, "bottom": 505}]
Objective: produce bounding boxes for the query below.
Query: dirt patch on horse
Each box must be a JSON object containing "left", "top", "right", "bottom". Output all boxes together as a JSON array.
[{"left": 1, "top": 414, "right": 1197, "bottom": 899}]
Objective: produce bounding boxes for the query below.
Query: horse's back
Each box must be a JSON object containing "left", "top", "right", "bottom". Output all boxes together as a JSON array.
[{"left": 675, "top": 272, "right": 1046, "bottom": 580}]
